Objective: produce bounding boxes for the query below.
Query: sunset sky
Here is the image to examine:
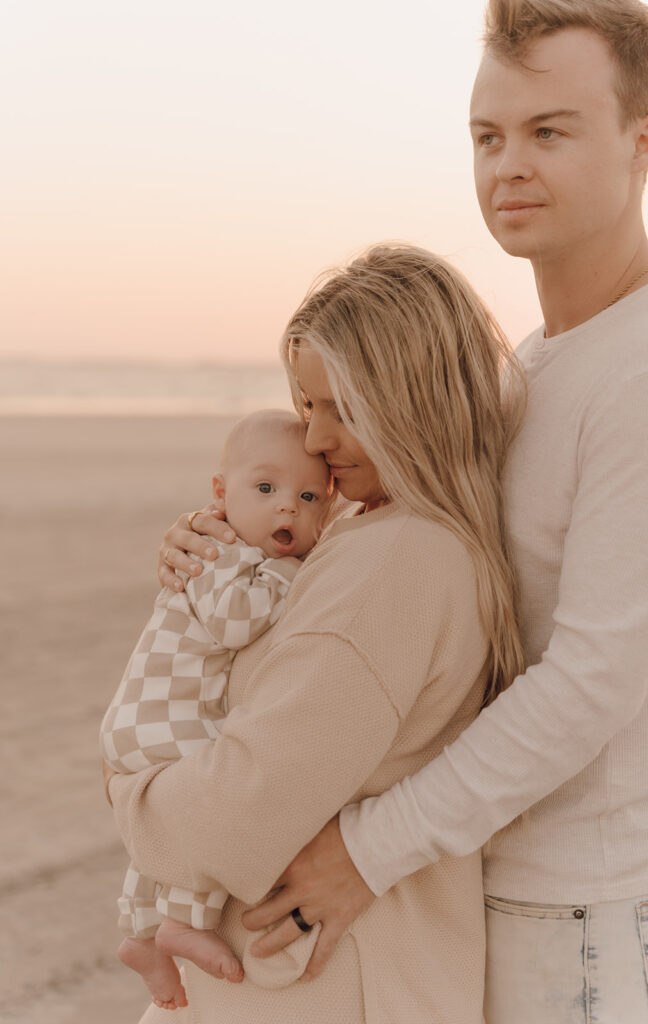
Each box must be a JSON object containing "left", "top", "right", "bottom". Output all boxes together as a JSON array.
[{"left": 3, "top": 0, "right": 554, "bottom": 364}]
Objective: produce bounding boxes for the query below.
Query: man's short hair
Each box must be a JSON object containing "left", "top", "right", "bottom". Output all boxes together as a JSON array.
[{"left": 483, "top": 0, "right": 648, "bottom": 125}]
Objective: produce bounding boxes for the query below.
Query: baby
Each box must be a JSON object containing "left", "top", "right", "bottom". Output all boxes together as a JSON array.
[{"left": 100, "top": 409, "right": 333, "bottom": 1009}]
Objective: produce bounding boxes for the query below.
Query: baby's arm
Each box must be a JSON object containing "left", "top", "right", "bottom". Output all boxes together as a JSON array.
[
  {"left": 100, "top": 542, "right": 298, "bottom": 773},
  {"left": 185, "top": 540, "right": 301, "bottom": 649}
]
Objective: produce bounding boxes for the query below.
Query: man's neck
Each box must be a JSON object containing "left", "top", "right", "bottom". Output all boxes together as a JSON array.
[{"left": 533, "top": 230, "right": 648, "bottom": 338}]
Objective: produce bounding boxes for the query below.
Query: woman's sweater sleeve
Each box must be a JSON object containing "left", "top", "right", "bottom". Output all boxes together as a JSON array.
[
  {"left": 110, "top": 630, "right": 401, "bottom": 904},
  {"left": 340, "top": 371, "right": 648, "bottom": 896}
]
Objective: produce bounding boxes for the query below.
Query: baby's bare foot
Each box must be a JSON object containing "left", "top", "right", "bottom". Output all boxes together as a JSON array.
[
  {"left": 118, "top": 936, "right": 188, "bottom": 1010},
  {"left": 156, "top": 916, "right": 244, "bottom": 983}
]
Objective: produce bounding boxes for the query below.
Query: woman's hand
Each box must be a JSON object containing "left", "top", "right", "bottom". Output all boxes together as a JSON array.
[
  {"left": 158, "top": 505, "right": 237, "bottom": 591},
  {"left": 241, "top": 817, "right": 375, "bottom": 980}
]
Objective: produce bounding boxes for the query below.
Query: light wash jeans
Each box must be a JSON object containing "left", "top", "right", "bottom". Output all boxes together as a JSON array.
[{"left": 484, "top": 892, "right": 648, "bottom": 1023}]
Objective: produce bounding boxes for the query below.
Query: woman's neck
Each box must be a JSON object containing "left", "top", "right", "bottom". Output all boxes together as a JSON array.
[{"left": 362, "top": 497, "right": 391, "bottom": 513}]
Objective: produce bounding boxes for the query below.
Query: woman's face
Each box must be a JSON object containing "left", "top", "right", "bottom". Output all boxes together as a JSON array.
[{"left": 294, "top": 344, "right": 387, "bottom": 509}]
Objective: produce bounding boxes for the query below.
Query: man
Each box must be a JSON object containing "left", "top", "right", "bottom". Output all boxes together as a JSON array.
[{"left": 239, "top": 1, "right": 648, "bottom": 1019}]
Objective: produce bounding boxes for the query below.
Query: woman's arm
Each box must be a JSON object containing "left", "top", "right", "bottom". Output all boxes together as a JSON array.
[
  {"left": 158, "top": 506, "right": 237, "bottom": 591},
  {"left": 113, "top": 510, "right": 486, "bottom": 974},
  {"left": 109, "top": 630, "right": 401, "bottom": 905}
]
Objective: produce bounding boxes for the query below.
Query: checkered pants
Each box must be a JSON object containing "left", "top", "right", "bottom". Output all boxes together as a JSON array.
[{"left": 118, "top": 862, "right": 229, "bottom": 938}]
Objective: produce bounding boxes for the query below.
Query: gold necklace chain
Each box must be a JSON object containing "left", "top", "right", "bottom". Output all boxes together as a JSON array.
[{"left": 604, "top": 267, "right": 648, "bottom": 309}]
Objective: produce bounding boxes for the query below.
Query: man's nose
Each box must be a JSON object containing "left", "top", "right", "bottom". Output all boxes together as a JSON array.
[{"left": 495, "top": 141, "right": 533, "bottom": 183}]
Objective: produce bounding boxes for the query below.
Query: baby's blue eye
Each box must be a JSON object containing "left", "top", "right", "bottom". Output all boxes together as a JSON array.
[
  {"left": 301, "top": 491, "right": 317, "bottom": 503},
  {"left": 257, "top": 482, "right": 273, "bottom": 494}
]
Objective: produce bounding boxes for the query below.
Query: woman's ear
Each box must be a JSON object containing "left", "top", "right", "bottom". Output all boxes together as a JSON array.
[{"left": 211, "top": 474, "right": 227, "bottom": 511}]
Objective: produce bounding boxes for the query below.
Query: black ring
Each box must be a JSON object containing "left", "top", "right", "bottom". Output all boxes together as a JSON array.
[{"left": 290, "top": 907, "right": 313, "bottom": 933}]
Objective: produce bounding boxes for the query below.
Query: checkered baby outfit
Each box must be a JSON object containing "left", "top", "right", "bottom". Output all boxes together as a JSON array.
[
  {"left": 100, "top": 539, "right": 299, "bottom": 937},
  {"left": 117, "top": 866, "right": 229, "bottom": 937}
]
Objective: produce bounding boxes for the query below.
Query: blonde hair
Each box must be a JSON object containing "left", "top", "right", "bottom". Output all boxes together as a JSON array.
[
  {"left": 483, "top": 0, "right": 648, "bottom": 125},
  {"left": 281, "top": 244, "right": 526, "bottom": 704}
]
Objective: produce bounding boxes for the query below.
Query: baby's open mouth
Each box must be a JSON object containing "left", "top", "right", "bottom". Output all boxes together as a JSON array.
[{"left": 272, "top": 528, "right": 293, "bottom": 545}]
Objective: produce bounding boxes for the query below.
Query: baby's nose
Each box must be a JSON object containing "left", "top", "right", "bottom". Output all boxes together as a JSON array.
[{"left": 277, "top": 495, "right": 298, "bottom": 514}]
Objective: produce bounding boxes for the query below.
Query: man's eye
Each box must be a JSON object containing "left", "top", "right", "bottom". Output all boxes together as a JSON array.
[
  {"left": 300, "top": 491, "right": 317, "bottom": 503},
  {"left": 257, "top": 482, "right": 273, "bottom": 494},
  {"left": 537, "top": 128, "right": 556, "bottom": 141}
]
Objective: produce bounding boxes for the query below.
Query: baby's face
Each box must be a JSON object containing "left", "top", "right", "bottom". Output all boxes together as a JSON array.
[{"left": 214, "top": 430, "right": 332, "bottom": 559}]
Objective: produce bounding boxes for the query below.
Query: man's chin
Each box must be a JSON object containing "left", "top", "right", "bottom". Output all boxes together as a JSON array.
[{"left": 489, "top": 229, "right": 547, "bottom": 261}]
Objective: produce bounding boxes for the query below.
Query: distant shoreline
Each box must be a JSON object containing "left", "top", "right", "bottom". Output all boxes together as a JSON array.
[
  {"left": 0, "top": 399, "right": 285, "bottom": 416},
  {"left": 0, "top": 359, "right": 293, "bottom": 417}
]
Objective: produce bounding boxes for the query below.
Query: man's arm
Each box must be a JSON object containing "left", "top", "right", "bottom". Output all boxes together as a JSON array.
[
  {"left": 244, "top": 369, "right": 648, "bottom": 972},
  {"left": 340, "top": 369, "right": 648, "bottom": 894}
]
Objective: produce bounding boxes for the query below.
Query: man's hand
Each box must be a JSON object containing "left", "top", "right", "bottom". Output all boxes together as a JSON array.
[
  {"left": 241, "top": 816, "right": 375, "bottom": 980},
  {"left": 158, "top": 505, "right": 237, "bottom": 591}
]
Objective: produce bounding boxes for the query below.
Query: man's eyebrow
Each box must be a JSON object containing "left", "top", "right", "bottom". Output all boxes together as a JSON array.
[
  {"left": 469, "top": 108, "right": 581, "bottom": 130},
  {"left": 524, "top": 108, "right": 581, "bottom": 126}
]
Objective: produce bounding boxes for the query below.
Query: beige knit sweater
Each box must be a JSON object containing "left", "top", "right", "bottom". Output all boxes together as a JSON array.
[{"left": 111, "top": 502, "right": 490, "bottom": 1023}]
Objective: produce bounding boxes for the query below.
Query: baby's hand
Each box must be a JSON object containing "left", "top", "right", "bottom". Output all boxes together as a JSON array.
[{"left": 159, "top": 505, "right": 237, "bottom": 591}]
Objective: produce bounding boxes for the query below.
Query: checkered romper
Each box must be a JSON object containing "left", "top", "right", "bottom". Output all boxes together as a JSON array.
[{"left": 100, "top": 539, "right": 299, "bottom": 937}]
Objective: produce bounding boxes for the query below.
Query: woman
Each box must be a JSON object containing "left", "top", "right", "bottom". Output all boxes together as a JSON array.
[{"left": 108, "top": 244, "right": 525, "bottom": 1023}]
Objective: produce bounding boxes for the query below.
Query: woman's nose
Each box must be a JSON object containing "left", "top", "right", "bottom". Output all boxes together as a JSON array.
[{"left": 304, "top": 411, "right": 336, "bottom": 456}]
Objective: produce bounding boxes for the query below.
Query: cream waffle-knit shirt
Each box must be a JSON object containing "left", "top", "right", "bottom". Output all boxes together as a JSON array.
[
  {"left": 111, "top": 502, "right": 490, "bottom": 1024},
  {"left": 340, "top": 286, "right": 648, "bottom": 904}
]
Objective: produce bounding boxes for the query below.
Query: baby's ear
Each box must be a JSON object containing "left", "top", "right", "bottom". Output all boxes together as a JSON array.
[{"left": 211, "top": 474, "right": 227, "bottom": 510}]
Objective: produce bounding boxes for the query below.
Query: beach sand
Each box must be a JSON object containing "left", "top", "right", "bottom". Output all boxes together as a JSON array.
[{"left": 1, "top": 415, "right": 237, "bottom": 1024}]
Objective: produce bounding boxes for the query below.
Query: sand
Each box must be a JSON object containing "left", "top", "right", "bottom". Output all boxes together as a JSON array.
[{"left": 1, "top": 415, "right": 237, "bottom": 1024}]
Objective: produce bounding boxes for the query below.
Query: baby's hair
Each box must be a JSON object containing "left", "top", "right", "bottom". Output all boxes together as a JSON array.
[
  {"left": 483, "top": 0, "right": 648, "bottom": 125},
  {"left": 220, "top": 409, "right": 308, "bottom": 474},
  {"left": 281, "top": 243, "right": 526, "bottom": 705}
]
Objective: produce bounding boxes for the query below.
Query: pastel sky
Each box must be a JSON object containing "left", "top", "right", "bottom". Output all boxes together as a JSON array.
[{"left": 2, "top": 0, "right": 547, "bottom": 364}]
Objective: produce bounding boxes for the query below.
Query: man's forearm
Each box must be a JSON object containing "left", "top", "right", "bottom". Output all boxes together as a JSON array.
[{"left": 339, "top": 637, "right": 647, "bottom": 896}]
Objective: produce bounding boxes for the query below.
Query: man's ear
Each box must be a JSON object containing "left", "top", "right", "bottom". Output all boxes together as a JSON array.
[
  {"left": 631, "top": 114, "right": 648, "bottom": 173},
  {"left": 211, "top": 474, "right": 227, "bottom": 510}
]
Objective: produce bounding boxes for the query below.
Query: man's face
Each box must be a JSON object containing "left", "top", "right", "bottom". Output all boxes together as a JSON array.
[{"left": 470, "top": 28, "right": 643, "bottom": 267}]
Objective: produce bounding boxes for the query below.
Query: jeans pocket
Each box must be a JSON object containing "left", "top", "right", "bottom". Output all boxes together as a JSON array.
[
  {"left": 484, "top": 896, "right": 587, "bottom": 1023},
  {"left": 485, "top": 893, "right": 585, "bottom": 921}
]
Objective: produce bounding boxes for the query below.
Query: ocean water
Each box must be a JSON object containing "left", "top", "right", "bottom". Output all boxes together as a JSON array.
[{"left": 0, "top": 359, "right": 294, "bottom": 416}]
